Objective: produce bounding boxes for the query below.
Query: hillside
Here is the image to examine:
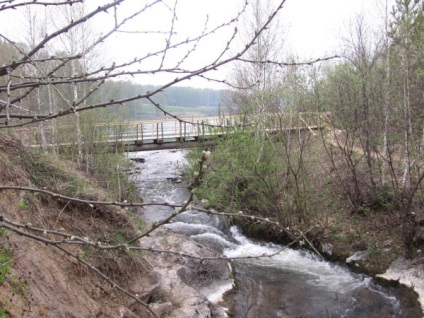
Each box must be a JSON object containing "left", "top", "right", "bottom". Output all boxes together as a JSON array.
[
  {"left": 0, "top": 133, "right": 228, "bottom": 317},
  {"left": 97, "top": 81, "right": 231, "bottom": 120}
]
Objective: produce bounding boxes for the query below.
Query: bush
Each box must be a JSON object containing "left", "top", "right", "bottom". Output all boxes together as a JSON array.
[{"left": 186, "top": 127, "right": 329, "bottom": 229}]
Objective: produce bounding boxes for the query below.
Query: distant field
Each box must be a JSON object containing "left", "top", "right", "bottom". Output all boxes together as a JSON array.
[{"left": 137, "top": 104, "right": 232, "bottom": 120}]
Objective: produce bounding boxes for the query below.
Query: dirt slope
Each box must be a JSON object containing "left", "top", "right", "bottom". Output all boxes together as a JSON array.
[
  {"left": 0, "top": 132, "right": 231, "bottom": 318},
  {"left": 0, "top": 133, "right": 156, "bottom": 317}
]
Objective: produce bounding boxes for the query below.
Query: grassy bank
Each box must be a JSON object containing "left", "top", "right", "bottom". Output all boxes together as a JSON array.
[
  {"left": 185, "top": 128, "right": 424, "bottom": 276},
  {"left": 0, "top": 133, "right": 150, "bottom": 317}
]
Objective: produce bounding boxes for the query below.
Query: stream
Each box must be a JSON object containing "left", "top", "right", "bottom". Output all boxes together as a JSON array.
[{"left": 128, "top": 149, "right": 421, "bottom": 318}]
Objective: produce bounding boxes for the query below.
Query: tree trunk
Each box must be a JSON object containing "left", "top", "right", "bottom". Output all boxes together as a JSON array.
[{"left": 36, "top": 89, "right": 48, "bottom": 151}]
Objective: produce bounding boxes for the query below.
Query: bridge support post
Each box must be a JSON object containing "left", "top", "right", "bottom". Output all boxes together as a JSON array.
[{"left": 135, "top": 124, "right": 144, "bottom": 146}]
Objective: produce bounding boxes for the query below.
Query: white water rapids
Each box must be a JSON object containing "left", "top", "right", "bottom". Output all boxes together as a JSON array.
[{"left": 128, "top": 149, "right": 418, "bottom": 317}]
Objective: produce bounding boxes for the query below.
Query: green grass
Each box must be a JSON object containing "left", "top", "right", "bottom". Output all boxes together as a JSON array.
[
  {"left": 0, "top": 307, "right": 9, "bottom": 318},
  {"left": 0, "top": 229, "right": 12, "bottom": 285}
]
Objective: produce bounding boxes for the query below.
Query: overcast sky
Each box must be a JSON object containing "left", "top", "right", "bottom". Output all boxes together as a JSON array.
[
  {"left": 282, "top": 0, "right": 391, "bottom": 57},
  {"left": 1, "top": 0, "right": 394, "bottom": 88},
  {"left": 92, "top": 0, "right": 394, "bottom": 87}
]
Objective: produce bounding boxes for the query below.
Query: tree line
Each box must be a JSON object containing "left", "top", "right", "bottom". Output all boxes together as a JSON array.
[
  {"left": 96, "top": 80, "right": 227, "bottom": 118},
  {"left": 0, "top": 1, "right": 308, "bottom": 316},
  {"left": 190, "top": 0, "right": 424, "bottom": 259}
]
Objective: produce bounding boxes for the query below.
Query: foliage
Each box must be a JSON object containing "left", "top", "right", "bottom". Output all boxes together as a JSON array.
[
  {"left": 188, "top": 130, "right": 274, "bottom": 212},
  {"left": 0, "top": 229, "right": 12, "bottom": 286},
  {"left": 0, "top": 308, "right": 8, "bottom": 318},
  {"left": 187, "top": 125, "right": 335, "bottom": 229},
  {"left": 0, "top": 229, "right": 32, "bottom": 314},
  {"left": 0, "top": 0, "right": 423, "bottom": 314}
]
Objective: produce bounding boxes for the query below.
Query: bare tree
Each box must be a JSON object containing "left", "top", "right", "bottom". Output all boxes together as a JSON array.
[
  {"left": 0, "top": 1, "right": 319, "bottom": 316},
  {"left": 230, "top": 0, "right": 285, "bottom": 129}
]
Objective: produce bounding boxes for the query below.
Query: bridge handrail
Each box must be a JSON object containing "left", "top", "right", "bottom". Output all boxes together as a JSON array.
[{"left": 15, "top": 112, "right": 328, "bottom": 147}]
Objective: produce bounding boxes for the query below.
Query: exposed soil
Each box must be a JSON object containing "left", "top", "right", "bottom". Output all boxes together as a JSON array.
[
  {"left": 0, "top": 133, "right": 227, "bottom": 317},
  {"left": 2, "top": 131, "right": 423, "bottom": 317},
  {"left": 0, "top": 133, "right": 150, "bottom": 317}
]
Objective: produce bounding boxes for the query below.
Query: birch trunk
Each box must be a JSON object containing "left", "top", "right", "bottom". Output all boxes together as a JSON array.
[
  {"left": 382, "top": 0, "right": 391, "bottom": 187},
  {"left": 36, "top": 89, "right": 48, "bottom": 151},
  {"left": 72, "top": 62, "right": 83, "bottom": 167}
]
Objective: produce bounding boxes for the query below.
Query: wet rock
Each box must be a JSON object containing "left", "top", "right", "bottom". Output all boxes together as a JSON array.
[
  {"left": 130, "top": 157, "right": 146, "bottom": 163},
  {"left": 170, "top": 298, "right": 226, "bottom": 318},
  {"left": 378, "top": 257, "right": 424, "bottom": 314},
  {"left": 346, "top": 250, "right": 369, "bottom": 264},
  {"left": 150, "top": 302, "right": 173, "bottom": 317},
  {"left": 166, "top": 177, "right": 183, "bottom": 183},
  {"left": 321, "top": 242, "right": 334, "bottom": 256},
  {"left": 119, "top": 306, "right": 139, "bottom": 318},
  {"left": 414, "top": 211, "right": 424, "bottom": 225},
  {"left": 128, "top": 271, "right": 161, "bottom": 313},
  {"left": 139, "top": 228, "right": 232, "bottom": 317},
  {"left": 348, "top": 287, "right": 400, "bottom": 318},
  {"left": 177, "top": 257, "right": 230, "bottom": 288},
  {"left": 134, "top": 301, "right": 173, "bottom": 318},
  {"left": 128, "top": 271, "right": 160, "bottom": 309},
  {"left": 128, "top": 283, "right": 159, "bottom": 308},
  {"left": 413, "top": 226, "right": 424, "bottom": 244}
]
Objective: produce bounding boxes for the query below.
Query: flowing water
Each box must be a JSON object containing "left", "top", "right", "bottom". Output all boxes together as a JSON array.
[{"left": 128, "top": 149, "right": 420, "bottom": 318}]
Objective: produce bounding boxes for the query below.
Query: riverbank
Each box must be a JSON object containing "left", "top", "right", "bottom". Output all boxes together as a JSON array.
[
  {"left": 231, "top": 213, "right": 424, "bottom": 315},
  {"left": 3, "top": 132, "right": 422, "bottom": 317},
  {"left": 183, "top": 128, "right": 424, "bottom": 315},
  {"left": 138, "top": 226, "right": 232, "bottom": 317},
  {"left": 133, "top": 148, "right": 423, "bottom": 317},
  {"left": 0, "top": 134, "right": 231, "bottom": 317}
]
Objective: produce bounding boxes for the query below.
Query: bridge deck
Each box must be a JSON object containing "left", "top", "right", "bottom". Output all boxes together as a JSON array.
[{"left": 17, "top": 113, "right": 327, "bottom": 151}]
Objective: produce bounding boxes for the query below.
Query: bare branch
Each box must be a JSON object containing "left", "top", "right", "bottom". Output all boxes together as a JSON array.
[
  {"left": 0, "top": 0, "right": 82, "bottom": 12},
  {"left": 0, "top": 185, "right": 183, "bottom": 208},
  {"left": 237, "top": 55, "right": 341, "bottom": 66},
  {"left": 0, "top": 0, "right": 126, "bottom": 76},
  {"left": 1, "top": 0, "right": 289, "bottom": 128}
]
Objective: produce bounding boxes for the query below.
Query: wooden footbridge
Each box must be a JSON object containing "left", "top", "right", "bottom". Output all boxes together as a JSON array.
[{"left": 16, "top": 113, "right": 327, "bottom": 152}]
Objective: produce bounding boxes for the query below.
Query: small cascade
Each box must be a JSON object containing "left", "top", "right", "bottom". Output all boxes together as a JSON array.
[{"left": 130, "top": 149, "right": 418, "bottom": 317}]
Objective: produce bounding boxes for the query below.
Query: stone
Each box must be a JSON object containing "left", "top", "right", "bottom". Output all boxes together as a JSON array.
[
  {"left": 128, "top": 271, "right": 161, "bottom": 311},
  {"left": 321, "top": 242, "right": 333, "bottom": 256},
  {"left": 166, "top": 177, "right": 183, "bottom": 183},
  {"left": 346, "top": 250, "right": 368, "bottom": 264},
  {"left": 414, "top": 226, "right": 424, "bottom": 244},
  {"left": 378, "top": 257, "right": 424, "bottom": 314},
  {"left": 150, "top": 302, "right": 173, "bottom": 317},
  {"left": 139, "top": 228, "right": 232, "bottom": 317},
  {"left": 415, "top": 211, "right": 424, "bottom": 225},
  {"left": 382, "top": 239, "right": 392, "bottom": 247},
  {"left": 119, "top": 306, "right": 138, "bottom": 318},
  {"left": 177, "top": 258, "right": 230, "bottom": 289},
  {"left": 130, "top": 157, "right": 146, "bottom": 163}
]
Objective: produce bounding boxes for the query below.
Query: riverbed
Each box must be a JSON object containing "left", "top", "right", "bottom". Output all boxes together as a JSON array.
[{"left": 128, "top": 149, "right": 422, "bottom": 318}]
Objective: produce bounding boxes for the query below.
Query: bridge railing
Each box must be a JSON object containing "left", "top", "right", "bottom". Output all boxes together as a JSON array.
[{"left": 13, "top": 112, "right": 327, "bottom": 148}]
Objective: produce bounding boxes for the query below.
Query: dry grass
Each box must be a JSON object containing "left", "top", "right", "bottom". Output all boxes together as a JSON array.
[{"left": 0, "top": 132, "right": 151, "bottom": 317}]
